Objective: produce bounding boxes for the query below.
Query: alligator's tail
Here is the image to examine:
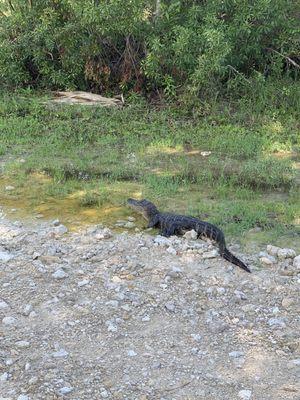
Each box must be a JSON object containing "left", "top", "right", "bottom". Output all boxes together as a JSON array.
[{"left": 220, "top": 248, "right": 251, "bottom": 273}]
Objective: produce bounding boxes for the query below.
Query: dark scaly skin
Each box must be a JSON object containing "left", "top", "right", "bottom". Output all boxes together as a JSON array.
[{"left": 127, "top": 198, "right": 251, "bottom": 273}]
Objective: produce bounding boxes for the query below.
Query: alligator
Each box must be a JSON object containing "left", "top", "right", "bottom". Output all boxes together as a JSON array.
[{"left": 127, "top": 198, "right": 251, "bottom": 273}]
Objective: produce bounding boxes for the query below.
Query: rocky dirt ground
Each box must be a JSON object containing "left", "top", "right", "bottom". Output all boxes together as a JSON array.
[{"left": 0, "top": 213, "right": 299, "bottom": 400}]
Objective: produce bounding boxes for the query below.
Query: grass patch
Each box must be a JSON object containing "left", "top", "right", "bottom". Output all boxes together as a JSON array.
[{"left": 0, "top": 90, "right": 299, "bottom": 244}]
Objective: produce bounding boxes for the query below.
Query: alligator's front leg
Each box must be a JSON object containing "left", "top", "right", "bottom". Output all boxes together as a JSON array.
[
  {"left": 160, "top": 223, "right": 177, "bottom": 237},
  {"left": 147, "top": 214, "right": 160, "bottom": 229}
]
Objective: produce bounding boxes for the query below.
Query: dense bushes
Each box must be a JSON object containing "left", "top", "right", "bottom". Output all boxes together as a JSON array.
[{"left": 0, "top": 0, "right": 299, "bottom": 98}]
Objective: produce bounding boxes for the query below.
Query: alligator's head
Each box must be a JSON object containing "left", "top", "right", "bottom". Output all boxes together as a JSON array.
[{"left": 127, "top": 198, "right": 159, "bottom": 221}]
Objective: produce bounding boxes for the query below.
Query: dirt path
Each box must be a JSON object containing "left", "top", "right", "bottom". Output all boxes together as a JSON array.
[{"left": 0, "top": 216, "right": 299, "bottom": 399}]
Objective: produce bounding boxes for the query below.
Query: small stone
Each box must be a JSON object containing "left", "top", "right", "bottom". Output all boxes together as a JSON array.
[
  {"left": 202, "top": 249, "right": 219, "bottom": 259},
  {"left": 95, "top": 228, "right": 112, "bottom": 239},
  {"left": 238, "top": 389, "right": 252, "bottom": 400},
  {"left": 183, "top": 230, "right": 198, "bottom": 240},
  {"left": 0, "top": 372, "right": 8, "bottom": 381},
  {"left": 268, "top": 318, "right": 286, "bottom": 328},
  {"left": 2, "top": 316, "right": 17, "bottom": 326},
  {"left": 165, "top": 302, "right": 176, "bottom": 312},
  {"left": 100, "top": 389, "right": 109, "bottom": 398},
  {"left": 25, "top": 362, "right": 31, "bottom": 371},
  {"left": 53, "top": 225, "right": 68, "bottom": 235},
  {"left": 106, "top": 322, "right": 118, "bottom": 332},
  {"left": 52, "top": 219, "right": 60, "bottom": 226},
  {"left": 289, "top": 359, "right": 300, "bottom": 366},
  {"left": 17, "top": 396, "right": 29, "bottom": 400},
  {"left": 293, "top": 255, "right": 300, "bottom": 269},
  {"left": 22, "top": 304, "right": 33, "bottom": 316},
  {"left": 229, "top": 351, "right": 244, "bottom": 358},
  {"left": 52, "top": 269, "right": 68, "bottom": 279},
  {"left": 0, "top": 300, "right": 9, "bottom": 309},
  {"left": 277, "top": 248, "right": 296, "bottom": 260},
  {"left": 267, "top": 245, "right": 280, "bottom": 256},
  {"left": 5, "top": 185, "right": 15, "bottom": 191},
  {"left": 52, "top": 348, "right": 69, "bottom": 358},
  {"left": 260, "top": 256, "right": 276, "bottom": 266},
  {"left": 166, "top": 246, "right": 177, "bottom": 255},
  {"left": 282, "top": 297, "right": 294, "bottom": 309},
  {"left": 58, "top": 387, "right": 73, "bottom": 395},
  {"left": 141, "top": 315, "right": 150, "bottom": 322},
  {"left": 127, "top": 350, "right": 137, "bottom": 357},
  {"left": 15, "top": 340, "right": 30, "bottom": 348},
  {"left": 77, "top": 279, "right": 89, "bottom": 287},
  {"left": 234, "top": 290, "right": 247, "bottom": 300},
  {"left": 166, "top": 266, "right": 182, "bottom": 279},
  {"left": 127, "top": 216, "right": 135, "bottom": 222},
  {"left": 124, "top": 221, "right": 135, "bottom": 228},
  {"left": 0, "top": 251, "right": 13, "bottom": 262},
  {"left": 154, "top": 236, "right": 171, "bottom": 246},
  {"left": 191, "top": 334, "right": 202, "bottom": 342}
]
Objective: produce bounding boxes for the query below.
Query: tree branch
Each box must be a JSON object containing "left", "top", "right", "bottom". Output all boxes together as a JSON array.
[{"left": 267, "top": 48, "right": 300, "bottom": 69}]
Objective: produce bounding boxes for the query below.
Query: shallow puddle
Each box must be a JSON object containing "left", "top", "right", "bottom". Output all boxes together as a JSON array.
[
  {"left": 0, "top": 172, "right": 299, "bottom": 252},
  {"left": 0, "top": 174, "right": 143, "bottom": 231}
]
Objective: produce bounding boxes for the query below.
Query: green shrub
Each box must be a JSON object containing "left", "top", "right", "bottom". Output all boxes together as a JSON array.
[{"left": 0, "top": 0, "right": 298, "bottom": 99}]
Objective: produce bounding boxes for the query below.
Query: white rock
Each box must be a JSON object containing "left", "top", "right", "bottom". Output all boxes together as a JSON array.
[
  {"left": 52, "top": 349, "right": 69, "bottom": 358},
  {"left": 58, "top": 387, "right": 73, "bottom": 395},
  {"left": 53, "top": 225, "right": 68, "bottom": 235},
  {"left": 141, "top": 315, "right": 150, "bottom": 322},
  {"left": 25, "top": 362, "right": 31, "bottom": 371},
  {"left": 15, "top": 340, "right": 30, "bottom": 348},
  {"left": 52, "top": 269, "right": 68, "bottom": 279},
  {"left": 165, "top": 302, "right": 176, "bottom": 312},
  {"left": 229, "top": 351, "right": 244, "bottom": 358},
  {"left": 22, "top": 304, "right": 33, "bottom": 316},
  {"left": 95, "top": 228, "right": 112, "bottom": 240},
  {"left": 100, "top": 389, "right": 109, "bottom": 398},
  {"left": 289, "top": 359, "right": 300, "bottom": 366},
  {"left": 52, "top": 219, "right": 60, "bottom": 226},
  {"left": 267, "top": 245, "right": 280, "bottom": 256},
  {"left": 191, "top": 334, "right": 202, "bottom": 342},
  {"left": 0, "top": 251, "right": 13, "bottom": 262},
  {"left": 106, "top": 322, "right": 118, "bottom": 332},
  {"left": 293, "top": 255, "right": 300, "bottom": 269},
  {"left": 166, "top": 246, "right": 177, "bottom": 255},
  {"left": 268, "top": 318, "right": 286, "bottom": 328},
  {"left": 127, "top": 350, "right": 137, "bottom": 357},
  {"left": 154, "top": 236, "right": 171, "bottom": 246},
  {"left": 0, "top": 372, "right": 8, "bottom": 381},
  {"left": 166, "top": 266, "right": 182, "bottom": 278},
  {"left": 17, "top": 396, "right": 29, "bottom": 400},
  {"left": 0, "top": 300, "right": 9, "bottom": 309},
  {"left": 77, "top": 279, "right": 89, "bottom": 287},
  {"left": 202, "top": 249, "right": 219, "bottom": 259},
  {"left": 277, "top": 248, "right": 296, "bottom": 260},
  {"left": 183, "top": 230, "right": 198, "bottom": 240},
  {"left": 5, "top": 185, "right": 15, "bottom": 191},
  {"left": 238, "top": 389, "right": 252, "bottom": 400},
  {"left": 2, "top": 316, "right": 17, "bottom": 326}
]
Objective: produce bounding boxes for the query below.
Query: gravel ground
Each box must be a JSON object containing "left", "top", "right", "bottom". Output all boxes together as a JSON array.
[{"left": 0, "top": 214, "right": 299, "bottom": 400}]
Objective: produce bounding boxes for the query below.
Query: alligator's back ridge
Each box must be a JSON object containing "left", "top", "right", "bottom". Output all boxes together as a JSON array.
[{"left": 127, "top": 198, "right": 251, "bottom": 273}]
